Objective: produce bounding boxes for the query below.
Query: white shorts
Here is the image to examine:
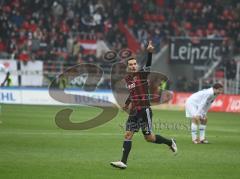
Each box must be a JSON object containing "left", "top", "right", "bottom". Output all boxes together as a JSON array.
[
  {"left": 185, "top": 101, "right": 198, "bottom": 118},
  {"left": 185, "top": 101, "right": 206, "bottom": 119}
]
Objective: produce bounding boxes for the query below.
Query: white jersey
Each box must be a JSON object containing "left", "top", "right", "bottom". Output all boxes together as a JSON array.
[
  {"left": 0, "top": 64, "right": 6, "bottom": 73},
  {"left": 185, "top": 88, "right": 216, "bottom": 118}
]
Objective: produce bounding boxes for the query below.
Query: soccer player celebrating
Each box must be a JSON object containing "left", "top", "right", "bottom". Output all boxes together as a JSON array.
[
  {"left": 185, "top": 83, "right": 224, "bottom": 144},
  {"left": 110, "top": 41, "right": 177, "bottom": 169}
]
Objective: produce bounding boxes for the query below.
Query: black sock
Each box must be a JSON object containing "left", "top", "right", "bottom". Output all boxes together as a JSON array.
[
  {"left": 121, "top": 140, "right": 132, "bottom": 164},
  {"left": 154, "top": 134, "right": 172, "bottom": 146}
]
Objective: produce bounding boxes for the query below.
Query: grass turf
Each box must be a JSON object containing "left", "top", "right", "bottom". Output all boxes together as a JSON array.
[{"left": 0, "top": 104, "right": 240, "bottom": 179}]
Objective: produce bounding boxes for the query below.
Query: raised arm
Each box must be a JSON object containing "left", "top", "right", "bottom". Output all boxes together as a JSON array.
[{"left": 145, "top": 41, "right": 154, "bottom": 67}]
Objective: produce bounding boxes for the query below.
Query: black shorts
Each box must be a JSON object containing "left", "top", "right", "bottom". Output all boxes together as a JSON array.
[{"left": 125, "top": 107, "right": 153, "bottom": 135}]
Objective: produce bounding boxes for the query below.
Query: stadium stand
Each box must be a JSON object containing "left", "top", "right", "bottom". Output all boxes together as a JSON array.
[{"left": 0, "top": 0, "right": 239, "bottom": 91}]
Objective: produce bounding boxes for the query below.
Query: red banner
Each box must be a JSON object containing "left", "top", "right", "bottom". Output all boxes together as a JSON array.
[
  {"left": 78, "top": 39, "right": 97, "bottom": 54},
  {"left": 170, "top": 92, "right": 240, "bottom": 113},
  {"left": 226, "top": 95, "right": 240, "bottom": 112}
]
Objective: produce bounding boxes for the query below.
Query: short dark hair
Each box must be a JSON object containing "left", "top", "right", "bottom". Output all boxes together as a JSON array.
[
  {"left": 125, "top": 56, "right": 136, "bottom": 65},
  {"left": 213, "top": 83, "right": 223, "bottom": 89}
]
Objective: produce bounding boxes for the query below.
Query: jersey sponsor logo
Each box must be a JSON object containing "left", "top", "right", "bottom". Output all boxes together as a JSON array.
[{"left": 128, "top": 83, "right": 135, "bottom": 89}]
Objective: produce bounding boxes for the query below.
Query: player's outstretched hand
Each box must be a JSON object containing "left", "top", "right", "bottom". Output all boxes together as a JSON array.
[{"left": 147, "top": 41, "right": 154, "bottom": 53}]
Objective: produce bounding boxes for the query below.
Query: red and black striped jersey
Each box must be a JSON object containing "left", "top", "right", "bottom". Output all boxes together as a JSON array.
[
  {"left": 125, "top": 70, "right": 150, "bottom": 109},
  {"left": 124, "top": 53, "right": 152, "bottom": 110}
]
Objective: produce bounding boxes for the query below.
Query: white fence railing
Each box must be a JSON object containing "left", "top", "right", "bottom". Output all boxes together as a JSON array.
[{"left": 199, "top": 62, "right": 240, "bottom": 94}]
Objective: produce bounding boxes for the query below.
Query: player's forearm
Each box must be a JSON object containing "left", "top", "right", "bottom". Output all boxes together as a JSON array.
[
  {"left": 196, "top": 109, "right": 207, "bottom": 119},
  {"left": 145, "top": 40, "right": 154, "bottom": 67},
  {"left": 122, "top": 96, "right": 131, "bottom": 111},
  {"left": 146, "top": 53, "right": 152, "bottom": 67},
  {"left": 196, "top": 99, "right": 208, "bottom": 116},
  {"left": 125, "top": 95, "right": 131, "bottom": 105}
]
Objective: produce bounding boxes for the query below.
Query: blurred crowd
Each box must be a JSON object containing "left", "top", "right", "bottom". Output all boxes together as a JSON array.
[
  {"left": 0, "top": 0, "right": 128, "bottom": 64},
  {"left": 0, "top": 0, "right": 239, "bottom": 90},
  {"left": 130, "top": 0, "right": 240, "bottom": 54},
  {"left": 0, "top": 0, "right": 239, "bottom": 63}
]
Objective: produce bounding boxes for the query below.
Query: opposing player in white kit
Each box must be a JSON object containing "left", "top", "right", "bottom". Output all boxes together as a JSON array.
[
  {"left": 0, "top": 64, "right": 11, "bottom": 87},
  {"left": 185, "top": 83, "right": 224, "bottom": 144},
  {"left": 0, "top": 63, "right": 11, "bottom": 120}
]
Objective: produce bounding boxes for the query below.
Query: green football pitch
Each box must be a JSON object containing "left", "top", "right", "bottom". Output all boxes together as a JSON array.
[{"left": 0, "top": 104, "right": 239, "bottom": 179}]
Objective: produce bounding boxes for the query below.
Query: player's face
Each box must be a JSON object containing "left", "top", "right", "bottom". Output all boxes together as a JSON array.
[
  {"left": 127, "top": 59, "right": 138, "bottom": 72},
  {"left": 215, "top": 87, "right": 224, "bottom": 95}
]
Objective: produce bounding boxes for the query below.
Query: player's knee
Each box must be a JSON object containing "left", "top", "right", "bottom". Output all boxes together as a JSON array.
[
  {"left": 124, "top": 132, "right": 133, "bottom": 140},
  {"left": 192, "top": 117, "right": 200, "bottom": 125}
]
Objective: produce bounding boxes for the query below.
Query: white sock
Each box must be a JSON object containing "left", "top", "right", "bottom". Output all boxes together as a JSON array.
[
  {"left": 199, "top": 124, "right": 206, "bottom": 141},
  {"left": 191, "top": 123, "right": 198, "bottom": 141}
]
